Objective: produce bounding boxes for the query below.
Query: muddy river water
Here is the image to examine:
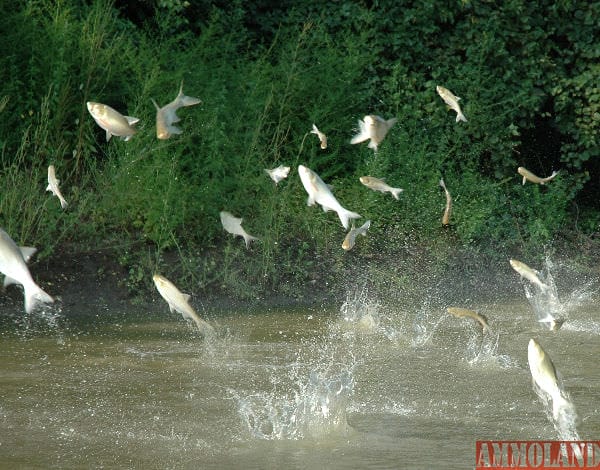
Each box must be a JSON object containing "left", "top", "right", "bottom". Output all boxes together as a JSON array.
[{"left": 1, "top": 276, "right": 599, "bottom": 469}]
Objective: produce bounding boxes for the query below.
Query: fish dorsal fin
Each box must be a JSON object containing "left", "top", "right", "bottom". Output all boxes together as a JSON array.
[
  {"left": 183, "top": 293, "right": 191, "bottom": 302},
  {"left": 125, "top": 116, "right": 140, "bottom": 125}
]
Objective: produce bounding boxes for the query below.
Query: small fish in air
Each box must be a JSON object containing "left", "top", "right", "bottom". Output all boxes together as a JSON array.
[
  {"left": 436, "top": 85, "right": 467, "bottom": 123},
  {"left": 0, "top": 228, "right": 53, "bottom": 313},
  {"left": 350, "top": 115, "right": 397, "bottom": 152},
  {"left": 509, "top": 259, "right": 549, "bottom": 292},
  {"left": 342, "top": 220, "right": 371, "bottom": 251},
  {"left": 310, "top": 124, "right": 327, "bottom": 149},
  {"left": 86, "top": 102, "right": 139, "bottom": 141},
  {"left": 517, "top": 167, "right": 559, "bottom": 185},
  {"left": 151, "top": 81, "right": 201, "bottom": 139},
  {"left": 219, "top": 211, "right": 259, "bottom": 249},
  {"left": 265, "top": 165, "right": 290, "bottom": 185},
  {"left": 298, "top": 165, "right": 360, "bottom": 229},
  {"left": 359, "top": 176, "right": 403, "bottom": 200},
  {"left": 447, "top": 307, "right": 489, "bottom": 333},
  {"left": 439, "top": 178, "right": 452, "bottom": 226},
  {"left": 46, "top": 165, "right": 68, "bottom": 209},
  {"left": 152, "top": 274, "right": 214, "bottom": 336}
]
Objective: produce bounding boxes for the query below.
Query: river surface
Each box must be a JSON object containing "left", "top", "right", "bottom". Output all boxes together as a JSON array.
[{"left": 1, "top": 279, "right": 599, "bottom": 469}]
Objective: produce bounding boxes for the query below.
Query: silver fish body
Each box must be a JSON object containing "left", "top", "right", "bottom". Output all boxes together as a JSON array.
[
  {"left": 152, "top": 274, "right": 214, "bottom": 336},
  {"left": 509, "top": 259, "right": 549, "bottom": 292},
  {"left": 219, "top": 211, "right": 259, "bottom": 249},
  {"left": 359, "top": 176, "right": 403, "bottom": 200},
  {"left": 436, "top": 86, "right": 467, "bottom": 123},
  {"left": 0, "top": 228, "right": 53, "bottom": 313},
  {"left": 86, "top": 101, "right": 139, "bottom": 141},
  {"left": 528, "top": 338, "right": 572, "bottom": 419},
  {"left": 350, "top": 115, "right": 397, "bottom": 151},
  {"left": 297, "top": 165, "right": 360, "bottom": 229},
  {"left": 311, "top": 124, "right": 327, "bottom": 149},
  {"left": 439, "top": 178, "right": 452, "bottom": 226},
  {"left": 518, "top": 167, "right": 559, "bottom": 185},
  {"left": 152, "top": 82, "right": 201, "bottom": 140},
  {"left": 447, "top": 307, "right": 489, "bottom": 333},
  {"left": 46, "top": 165, "right": 68, "bottom": 209},
  {"left": 265, "top": 165, "right": 290, "bottom": 185},
  {"left": 342, "top": 220, "right": 371, "bottom": 251}
]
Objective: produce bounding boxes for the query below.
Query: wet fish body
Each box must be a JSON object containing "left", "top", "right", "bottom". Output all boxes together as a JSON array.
[
  {"left": 359, "top": 176, "right": 403, "bottom": 200},
  {"left": 265, "top": 165, "right": 290, "bottom": 185},
  {"left": 298, "top": 165, "right": 360, "bottom": 229},
  {"left": 350, "top": 115, "right": 397, "bottom": 151},
  {"left": 447, "top": 307, "right": 489, "bottom": 333},
  {"left": 436, "top": 86, "right": 467, "bottom": 123},
  {"left": 439, "top": 178, "right": 452, "bottom": 226},
  {"left": 3, "top": 247, "right": 37, "bottom": 288},
  {"left": 152, "top": 274, "right": 214, "bottom": 336},
  {"left": 509, "top": 259, "right": 549, "bottom": 292},
  {"left": 0, "top": 228, "right": 53, "bottom": 313},
  {"left": 86, "top": 101, "right": 139, "bottom": 141},
  {"left": 342, "top": 220, "right": 371, "bottom": 251},
  {"left": 46, "top": 165, "right": 68, "bottom": 209},
  {"left": 528, "top": 338, "right": 572, "bottom": 420},
  {"left": 219, "top": 211, "right": 259, "bottom": 249},
  {"left": 518, "top": 167, "right": 559, "bottom": 185},
  {"left": 311, "top": 124, "right": 327, "bottom": 149},
  {"left": 152, "top": 82, "right": 201, "bottom": 139}
]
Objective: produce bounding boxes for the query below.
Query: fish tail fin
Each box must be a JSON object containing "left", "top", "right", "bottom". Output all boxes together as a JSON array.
[
  {"left": 24, "top": 282, "right": 54, "bottom": 314},
  {"left": 338, "top": 209, "right": 361, "bottom": 230},
  {"left": 455, "top": 112, "right": 467, "bottom": 123},
  {"left": 391, "top": 188, "right": 403, "bottom": 200},
  {"left": 386, "top": 117, "right": 398, "bottom": 128},
  {"left": 311, "top": 123, "right": 318, "bottom": 134},
  {"left": 60, "top": 197, "right": 68, "bottom": 209}
]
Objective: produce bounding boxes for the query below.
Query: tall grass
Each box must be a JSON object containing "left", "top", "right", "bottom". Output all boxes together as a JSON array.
[{"left": 0, "top": 0, "right": 595, "bottom": 299}]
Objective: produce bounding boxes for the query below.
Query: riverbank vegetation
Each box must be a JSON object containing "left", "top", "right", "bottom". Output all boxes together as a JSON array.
[{"left": 0, "top": 0, "right": 598, "bottom": 301}]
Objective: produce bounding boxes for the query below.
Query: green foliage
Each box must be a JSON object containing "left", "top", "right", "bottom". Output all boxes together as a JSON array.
[{"left": 0, "top": 0, "right": 597, "bottom": 298}]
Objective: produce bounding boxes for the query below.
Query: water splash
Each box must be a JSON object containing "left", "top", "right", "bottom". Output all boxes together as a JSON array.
[
  {"left": 522, "top": 257, "right": 597, "bottom": 330},
  {"left": 532, "top": 382, "right": 580, "bottom": 444},
  {"left": 235, "top": 367, "right": 354, "bottom": 440}
]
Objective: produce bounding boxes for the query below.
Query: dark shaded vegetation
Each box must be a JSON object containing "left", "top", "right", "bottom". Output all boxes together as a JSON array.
[{"left": 0, "top": 0, "right": 598, "bottom": 301}]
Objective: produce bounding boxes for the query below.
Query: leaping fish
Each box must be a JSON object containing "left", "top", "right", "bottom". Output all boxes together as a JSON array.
[
  {"left": 46, "top": 165, "right": 68, "bottom": 209},
  {"left": 447, "top": 307, "right": 489, "bottom": 333},
  {"left": 152, "top": 274, "right": 214, "bottom": 336},
  {"left": 517, "top": 167, "right": 559, "bottom": 185},
  {"left": 3, "top": 246, "right": 37, "bottom": 288},
  {"left": 311, "top": 124, "right": 327, "bottom": 149},
  {"left": 439, "top": 178, "right": 452, "bottom": 226},
  {"left": 265, "top": 165, "right": 290, "bottom": 185},
  {"left": 151, "top": 81, "right": 201, "bottom": 140},
  {"left": 528, "top": 338, "right": 573, "bottom": 420},
  {"left": 436, "top": 85, "right": 467, "bottom": 123},
  {"left": 219, "top": 211, "right": 259, "bottom": 249},
  {"left": 86, "top": 101, "right": 139, "bottom": 141},
  {"left": 0, "top": 228, "right": 53, "bottom": 313},
  {"left": 509, "top": 259, "right": 549, "bottom": 292},
  {"left": 359, "top": 176, "right": 403, "bottom": 200},
  {"left": 350, "top": 115, "right": 397, "bottom": 152},
  {"left": 342, "top": 220, "right": 371, "bottom": 251},
  {"left": 298, "top": 165, "right": 360, "bottom": 229}
]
